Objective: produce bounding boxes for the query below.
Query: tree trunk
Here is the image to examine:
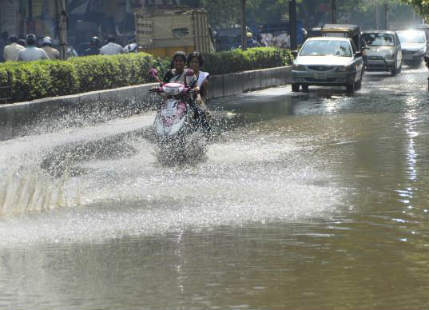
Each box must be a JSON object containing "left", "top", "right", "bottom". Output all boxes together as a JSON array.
[
  {"left": 56, "top": 0, "right": 68, "bottom": 59},
  {"left": 241, "top": 0, "right": 247, "bottom": 50},
  {"left": 384, "top": 3, "right": 388, "bottom": 30},
  {"left": 289, "top": 0, "right": 297, "bottom": 50},
  {"left": 331, "top": 0, "right": 336, "bottom": 24},
  {"left": 376, "top": 4, "right": 380, "bottom": 29}
]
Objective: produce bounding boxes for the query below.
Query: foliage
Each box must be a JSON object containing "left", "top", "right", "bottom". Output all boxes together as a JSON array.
[
  {"left": 0, "top": 48, "right": 292, "bottom": 103},
  {"left": 399, "top": 0, "right": 429, "bottom": 17},
  {"left": 203, "top": 47, "right": 292, "bottom": 75},
  {"left": 182, "top": 0, "right": 417, "bottom": 30}
]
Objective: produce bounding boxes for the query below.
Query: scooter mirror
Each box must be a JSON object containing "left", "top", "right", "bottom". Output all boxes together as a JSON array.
[{"left": 185, "top": 69, "right": 195, "bottom": 76}]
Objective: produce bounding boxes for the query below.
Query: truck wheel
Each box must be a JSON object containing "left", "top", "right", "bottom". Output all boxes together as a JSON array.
[{"left": 292, "top": 83, "right": 300, "bottom": 92}]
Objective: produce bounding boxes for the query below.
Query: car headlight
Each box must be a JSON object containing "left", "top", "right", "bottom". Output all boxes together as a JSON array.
[
  {"left": 385, "top": 53, "right": 394, "bottom": 60},
  {"left": 416, "top": 47, "right": 426, "bottom": 54},
  {"left": 292, "top": 64, "right": 306, "bottom": 71},
  {"left": 337, "top": 65, "right": 355, "bottom": 72}
]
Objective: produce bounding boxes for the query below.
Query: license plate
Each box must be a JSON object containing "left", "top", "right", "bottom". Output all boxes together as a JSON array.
[{"left": 313, "top": 72, "right": 327, "bottom": 80}]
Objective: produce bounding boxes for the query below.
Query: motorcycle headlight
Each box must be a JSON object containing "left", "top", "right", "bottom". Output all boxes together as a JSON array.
[{"left": 293, "top": 64, "right": 306, "bottom": 71}]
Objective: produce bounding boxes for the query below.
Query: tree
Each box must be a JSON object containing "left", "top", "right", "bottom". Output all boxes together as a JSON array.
[
  {"left": 181, "top": 0, "right": 419, "bottom": 30},
  {"left": 399, "top": 0, "right": 429, "bottom": 18}
]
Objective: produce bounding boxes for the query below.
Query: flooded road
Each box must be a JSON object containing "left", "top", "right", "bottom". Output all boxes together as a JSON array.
[{"left": 0, "top": 65, "right": 428, "bottom": 310}]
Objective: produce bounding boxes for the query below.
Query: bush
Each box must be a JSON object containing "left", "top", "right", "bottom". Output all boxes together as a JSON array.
[
  {"left": 202, "top": 47, "right": 292, "bottom": 75},
  {"left": 0, "top": 48, "right": 291, "bottom": 103}
]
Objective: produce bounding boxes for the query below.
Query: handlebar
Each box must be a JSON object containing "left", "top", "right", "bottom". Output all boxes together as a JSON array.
[{"left": 148, "top": 86, "right": 199, "bottom": 95}]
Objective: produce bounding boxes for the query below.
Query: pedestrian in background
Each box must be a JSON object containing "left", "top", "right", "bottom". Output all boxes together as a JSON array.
[
  {"left": 123, "top": 38, "right": 138, "bottom": 53},
  {"left": 17, "top": 34, "right": 49, "bottom": 61},
  {"left": 83, "top": 36, "right": 101, "bottom": 56},
  {"left": 18, "top": 38, "right": 26, "bottom": 47},
  {"left": 3, "top": 35, "right": 25, "bottom": 62},
  {"left": 41, "top": 36, "right": 60, "bottom": 59},
  {"left": 99, "top": 36, "right": 123, "bottom": 55}
]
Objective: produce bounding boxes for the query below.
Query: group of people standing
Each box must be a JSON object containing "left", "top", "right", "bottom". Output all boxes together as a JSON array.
[
  {"left": 2, "top": 33, "right": 137, "bottom": 62},
  {"left": 82, "top": 36, "right": 137, "bottom": 56},
  {"left": 3, "top": 34, "right": 60, "bottom": 62}
]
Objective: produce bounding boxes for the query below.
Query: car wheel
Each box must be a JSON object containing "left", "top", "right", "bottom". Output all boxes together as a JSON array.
[
  {"left": 346, "top": 82, "right": 355, "bottom": 94},
  {"left": 391, "top": 62, "right": 397, "bottom": 76},
  {"left": 301, "top": 84, "right": 309, "bottom": 92},
  {"left": 292, "top": 83, "right": 300, "bottom": 92}
]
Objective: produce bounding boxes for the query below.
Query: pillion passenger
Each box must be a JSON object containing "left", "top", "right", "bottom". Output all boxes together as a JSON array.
[
  {"left": 187, "top": 51, "right": 211, "bottom": 132},
  {"left": 17, "top": 34, "right": 49, "bottom": 61},
  {"left": 187, "top": 51, "right": 209, "bottom": 104}
]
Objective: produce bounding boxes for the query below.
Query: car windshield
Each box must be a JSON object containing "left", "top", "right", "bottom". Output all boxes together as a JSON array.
[
  {"left": 362, "top": 33, "right": 394, "bottom": 46},
  {"left": 299, "top": 40, "right": 352, "bottom": 57},
  {"left": 396, "top": 30, "right": 426, "bottom": 44}
]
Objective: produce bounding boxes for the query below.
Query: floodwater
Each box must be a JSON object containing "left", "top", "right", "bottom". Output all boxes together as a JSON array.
[{"left": 0, "top": 65, "right": 428, "bottom": 310}]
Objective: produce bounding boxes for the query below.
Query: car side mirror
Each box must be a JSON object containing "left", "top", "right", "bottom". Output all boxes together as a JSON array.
[{"left": 291, "top": 50, "right": 298, "bottom": 58}]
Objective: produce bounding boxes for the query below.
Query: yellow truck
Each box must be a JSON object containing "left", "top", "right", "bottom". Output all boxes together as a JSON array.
[{"left": 135, "top": 7, "right": 215, "bottom": 57}]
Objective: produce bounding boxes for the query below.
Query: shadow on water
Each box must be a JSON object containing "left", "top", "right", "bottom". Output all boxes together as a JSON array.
[
  {"left": 40, "top": 136, "right": 138, "bottom": 178},
  {"left": 39, "top": 123, "right": 165, "bottom": 178}
]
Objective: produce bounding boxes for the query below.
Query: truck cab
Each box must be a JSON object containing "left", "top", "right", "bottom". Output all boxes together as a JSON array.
[{"left": 320, "top": 24, "right": 363, "bottom": 52}]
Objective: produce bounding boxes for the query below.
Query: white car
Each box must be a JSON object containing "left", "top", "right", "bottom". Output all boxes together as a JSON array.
[
  {"left": 291, "top": 37, "right": 365, "bottom": 93},
  {"left": 396, "top": 30, "right": 427, "bottom": 66}
]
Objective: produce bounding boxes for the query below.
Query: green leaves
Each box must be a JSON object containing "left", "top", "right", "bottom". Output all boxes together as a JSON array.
[
  {"left": 400, "top": 0, "right": 429, "bottom": 16},
  {"left": 0, "top": 53, "right": 158, "bottom": 103},
  {"left": 202, "top": 47, "right": 292, "bottom": 75}
]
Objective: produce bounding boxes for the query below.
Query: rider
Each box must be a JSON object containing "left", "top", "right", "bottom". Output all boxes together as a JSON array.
[{"left": 163, "top": 50, "right": 196, "bottom": 86}]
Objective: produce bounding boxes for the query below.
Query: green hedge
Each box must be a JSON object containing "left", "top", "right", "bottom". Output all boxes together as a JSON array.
[
  {"left": 0, "top": 47, "right": 291, "bottom": 103},
  {"left": 203, "top": 47, "right": 292, "bottom": 75}
]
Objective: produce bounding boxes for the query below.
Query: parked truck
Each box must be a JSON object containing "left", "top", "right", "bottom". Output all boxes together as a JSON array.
[{"left": 135, "top": 7, "right": 215, "bottom": 57}]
